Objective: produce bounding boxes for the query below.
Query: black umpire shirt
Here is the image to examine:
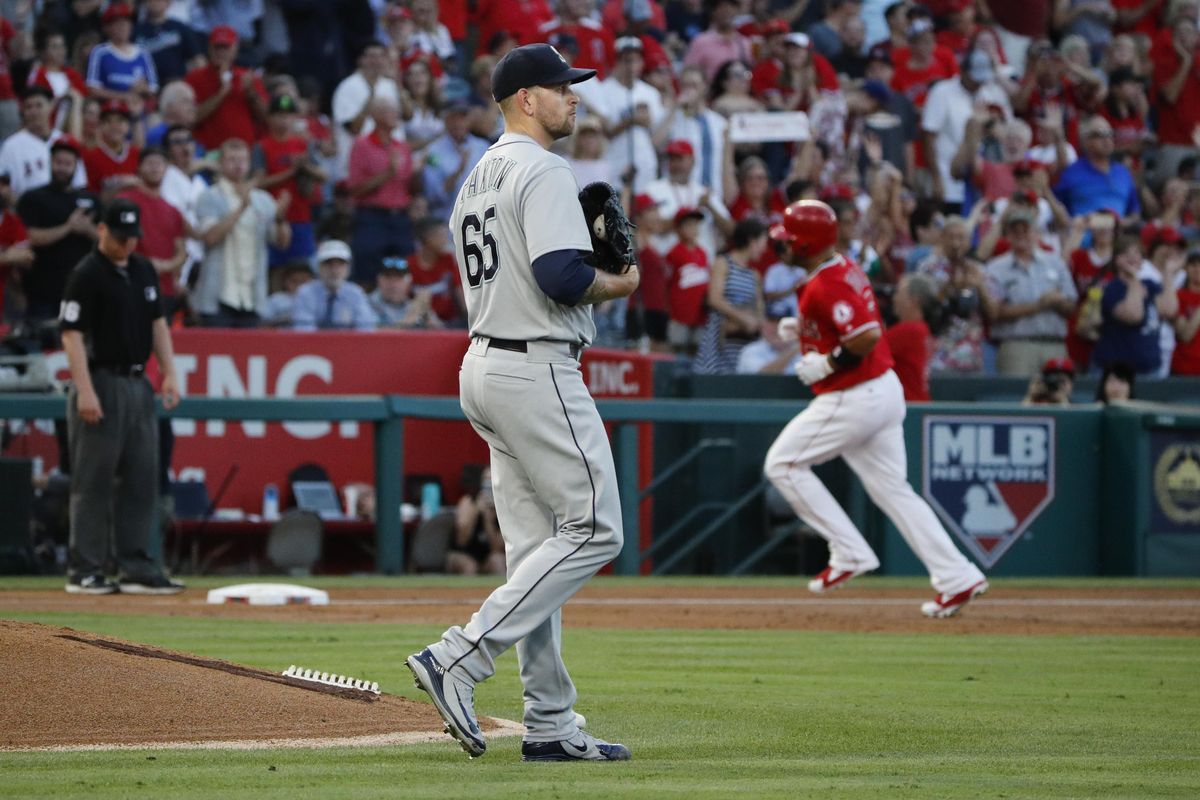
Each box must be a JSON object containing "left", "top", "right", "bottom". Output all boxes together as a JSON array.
[
  {"left": 16, "top": 185, "right": 99, "bottom": 312},
  {"left": 59, "top": 248, "right": 164, "bottom": 369}
]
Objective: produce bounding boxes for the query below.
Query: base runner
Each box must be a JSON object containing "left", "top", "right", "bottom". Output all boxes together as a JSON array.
[{"left": 764, "top": 200, "right": 988, "bottom": 618}]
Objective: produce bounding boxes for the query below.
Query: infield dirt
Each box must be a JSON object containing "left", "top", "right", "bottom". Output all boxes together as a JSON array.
[
  {"left": 2, "top": 583, "right": 1198, "bottom": 636},
  {"left": 0, "top": 620, "right": 514, "bottom": 752}
]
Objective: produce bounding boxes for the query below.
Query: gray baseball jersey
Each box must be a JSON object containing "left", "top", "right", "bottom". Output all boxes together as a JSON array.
[
  {"left": 423, "top": 131, "right": 626, "bottom": 746},
  {"left": 450, "top": 132, "right": 596, "bottom": 344}
]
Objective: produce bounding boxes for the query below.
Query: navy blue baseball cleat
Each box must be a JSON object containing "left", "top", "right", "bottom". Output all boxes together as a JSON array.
[
  {"left": 406, "top": 648, "right": 486, "bottom": 758},
  {"left": 522, "top": 731, "right": 632, "bottom": 762}
]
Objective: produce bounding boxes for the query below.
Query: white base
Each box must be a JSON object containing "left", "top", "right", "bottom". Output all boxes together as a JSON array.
[{"left": 206, "top": 583, "right": 330, "bottom": 606}]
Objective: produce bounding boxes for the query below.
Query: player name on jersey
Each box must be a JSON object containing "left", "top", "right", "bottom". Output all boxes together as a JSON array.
[{"left": 459, "top": 156, "right": 518, "bottom": 200}]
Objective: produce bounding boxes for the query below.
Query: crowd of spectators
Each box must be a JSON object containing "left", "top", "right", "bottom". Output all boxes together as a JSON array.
[{"left": 0, "top": 0, "right": 1199, "bottom": 385}]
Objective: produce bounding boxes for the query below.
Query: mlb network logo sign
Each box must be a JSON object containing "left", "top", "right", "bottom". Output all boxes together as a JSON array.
[{"left": 922, "top": 416, "right": 1056, "bottom": 569}]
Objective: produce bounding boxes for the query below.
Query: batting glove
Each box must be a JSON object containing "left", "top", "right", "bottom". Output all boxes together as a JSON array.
[
  {"left": 794, "top": 351, "right": 834, "bottom": 385},
  {"left": 776, "top": 317, "right": 798, "bottom": 339}
]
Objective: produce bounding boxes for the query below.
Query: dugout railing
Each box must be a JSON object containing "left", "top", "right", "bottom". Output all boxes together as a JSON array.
[{"left": 2, "top": 394, "right": 1199, "bottom": 576}]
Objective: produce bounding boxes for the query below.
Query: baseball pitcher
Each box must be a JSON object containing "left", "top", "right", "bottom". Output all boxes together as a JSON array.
[{"left": 406, "top": 43, "right": 640, "bottom": 762}]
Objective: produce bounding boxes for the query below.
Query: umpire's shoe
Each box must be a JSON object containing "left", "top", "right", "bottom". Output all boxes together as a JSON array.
[
  {"left": 119, "top": 574, "right": 186, "bottom": 595},
  {"left": 406, "top": 648, "right": 486, "bottom": 757},
  {"left": 522, "top": 731, "right": 632, "bottom": 762},
  {"left": 65, "top": 574, "right": 118, "bottom": 595}
]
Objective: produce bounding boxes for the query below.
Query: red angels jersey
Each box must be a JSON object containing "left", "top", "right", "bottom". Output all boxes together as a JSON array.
[
  {"left": 795, "top": 253, "right": 893, "bottom": 394},
  {"left": 84, "top": 142, "right": 139, "bottom": 194},
  {"left": 666, "top": 241, "right": 710, "bottom": 327}
]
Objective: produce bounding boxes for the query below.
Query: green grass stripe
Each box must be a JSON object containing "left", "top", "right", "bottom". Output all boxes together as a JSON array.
[{"left": 1, "top": 611, "right": 1197, "bottom": 799}]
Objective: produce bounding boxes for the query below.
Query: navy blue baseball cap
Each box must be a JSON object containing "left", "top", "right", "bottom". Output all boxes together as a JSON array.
[{"left": 491, "top": 43, "right": 596, "bottom": 102}]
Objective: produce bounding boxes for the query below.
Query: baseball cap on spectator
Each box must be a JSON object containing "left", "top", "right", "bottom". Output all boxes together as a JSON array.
[
  {"left": 1013, "top": 159, "right": 1040, "bottom": 175},
  {"left": 633, "top": 194, "right": 659, "bottom": 215},
  {"left": 380, "top": 255, "right": 409, "bottom": 274},
  {"left": 861, "top": 79, "right": 890, "bottom": 105},
  {"left": 666, "top": 139, "right": 695, "bottom": 158},
  {"left": 867, "top": 43, "right": 892, "bottom": 65},
  {"left": 441, "top": 99, "right": 473, "bottom": 117},
  {"left": 616, "top": 36, "right": 643, "bottom": 53},
  {"left": 491, "top": 43, "right": 597, "bottom": 102},
  {"left": 907, "top": 18, "right": 934, "bottom": 38},
  {"left": 1140, "top": 221, "right": 1184, "bottom": 250},
  {"left": 1041, "top": 357, "right": 1076, "bottom": 377},
  {"left": 209, "top": 25, "right": 239, "bottom": 46},
  {"left": 384, "top": 5, "right": 412, "bottom": 21},
  {"left": 102, "top": 198, "right": 142, "bottom": 238},
  {"left": 784, "top": 32, "right": 810, "bottom": 48},
  {"left": 818, "top": 183, "right": 855, "bottom": 202},
  {"left": 674, "top": 207, "right": 704, "bottom": 225},
  {"left": 102, "top": 3, "right": 134, "bottom": 24},
  {"left": 101, "top": 100, "right": 132, "bottom": 119},
  {"left": 643, "top": 49, "right": 672, "bottom": 73},
  {"left": 269, "top": 94, "right": 298, "bottom": 114},
  {"left": 762, "top": 19, "right": 790, "bottom": 36},
  {"left": 316, "top": 239, "right": 353, "bottom": 264},
  {"left": 945, "top": 0, "right": 973, "bottom": 11},
  {"left": 50, "top": 135, "right": 83, "bottom": 157}
]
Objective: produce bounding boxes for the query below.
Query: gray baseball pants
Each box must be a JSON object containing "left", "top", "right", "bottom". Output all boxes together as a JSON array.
[
  {"left": 427, "top": 337, "right": 624, "bottom": 742},
  {"left": 67, "top": 371, "right": 161, "bottom": 580}
]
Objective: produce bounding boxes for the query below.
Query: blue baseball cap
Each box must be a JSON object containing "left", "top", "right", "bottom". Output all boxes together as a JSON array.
[{"left": 491, "top": 43, "right": 596, "bottom": 102}]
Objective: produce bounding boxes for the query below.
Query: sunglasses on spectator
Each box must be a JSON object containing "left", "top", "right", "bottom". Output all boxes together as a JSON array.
[{"left": 167, "top": 136, "right": 193, "bottom": 145}]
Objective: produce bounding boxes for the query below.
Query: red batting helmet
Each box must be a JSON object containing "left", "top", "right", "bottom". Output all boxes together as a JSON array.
[{"left": 769, "top": 200, "right": 838, "bottom": 259}]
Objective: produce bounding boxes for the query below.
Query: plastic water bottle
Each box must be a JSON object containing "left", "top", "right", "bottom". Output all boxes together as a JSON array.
[
  {"left": 420, "top": 482, "right": 441, "bottom": 521},
  {"left": 263, "top": 483, "right": 280, "bottom": 521}
]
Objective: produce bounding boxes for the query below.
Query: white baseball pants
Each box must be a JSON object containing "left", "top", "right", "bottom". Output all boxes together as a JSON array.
[
  {"left": 764, "top": 370, "right": 984, "bottom": 595},
  {"left": 427, "top": 338, "right": 623, "bottom": 742}
]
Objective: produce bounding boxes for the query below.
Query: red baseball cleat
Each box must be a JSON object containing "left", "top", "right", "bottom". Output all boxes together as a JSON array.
[
  {"left": 807, "top": 565, "right": 871, "bottom": 594},
  {"left": 921, "top": 580, "right": 989, "bottom": 618}
]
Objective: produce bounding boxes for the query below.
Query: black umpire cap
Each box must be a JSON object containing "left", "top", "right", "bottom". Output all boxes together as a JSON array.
[
  {"left": 491, "top": 43, "right": 596, "bottom": 102},
  {"left": 102, "top": 198, "right": 142, "bottom": 239}
]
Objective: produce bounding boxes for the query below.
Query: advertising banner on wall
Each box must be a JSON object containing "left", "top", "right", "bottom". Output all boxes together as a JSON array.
[
  {"left": 1149, "top": 430, "right": 1200, "bottom": 534},
  {"left": 3, "top": 331, "right": 659, "bottom": 525},
  {"left": 922, "top": 415, "right": 1057, "bottom": 569}
]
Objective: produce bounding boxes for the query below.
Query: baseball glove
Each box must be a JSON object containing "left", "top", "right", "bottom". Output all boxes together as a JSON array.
[{"left": 578, "top": 181, "right": 638, "bottom": 273}]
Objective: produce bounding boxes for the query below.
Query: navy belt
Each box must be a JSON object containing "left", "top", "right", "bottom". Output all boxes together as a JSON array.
[
  {"left": 90, "top": 363, "right": 145, "bottom": 377},
  {"left": 482, "top": 337, "right": 582, "bottom": 360}
]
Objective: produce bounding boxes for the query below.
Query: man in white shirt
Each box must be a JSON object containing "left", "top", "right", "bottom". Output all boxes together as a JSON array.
[
  {"left": 331, "top": 40, "right": 401, "bottom": 179},
  {"left": 664, "top": 65, "right": 730, "bottom": 205},
  {"left": 0, "top": 86, "right": 88, "bottom": 197},
  {"left": 158, "top": 124, "right": 208, "bottom": 287},
  {"left": 922, "top": 49, "right": 1010, "bottom": 213},
  {"left": 644, "top": 139, "right": 734, "bottom": 259},
  {"left": 578, "top": 36, "right": 664, "bottom": 194}
]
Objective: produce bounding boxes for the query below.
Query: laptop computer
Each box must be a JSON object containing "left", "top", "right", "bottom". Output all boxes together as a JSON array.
[{"left": 292, "top": 480, "right": 344, "bottom": 520}]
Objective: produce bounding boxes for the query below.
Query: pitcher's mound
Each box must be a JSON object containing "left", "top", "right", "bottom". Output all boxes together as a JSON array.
[{"left": 0, "top": 620, "right": 521, "bottom": 752}]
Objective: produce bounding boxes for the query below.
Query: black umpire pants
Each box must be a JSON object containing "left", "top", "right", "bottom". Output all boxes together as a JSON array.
[{"left": 66, "top": 370, "right": 160, "bottom": 580}]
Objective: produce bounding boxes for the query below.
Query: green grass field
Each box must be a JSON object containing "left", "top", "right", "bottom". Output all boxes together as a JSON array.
[{"left": 2, "top": 578, "right": 1199, "bottom": 799}]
